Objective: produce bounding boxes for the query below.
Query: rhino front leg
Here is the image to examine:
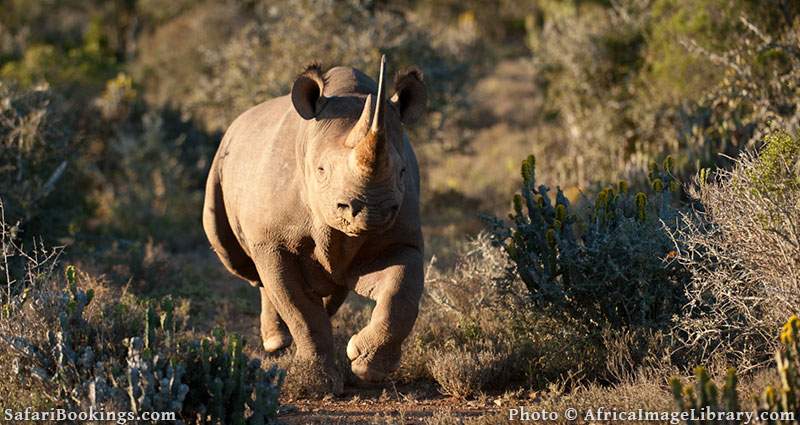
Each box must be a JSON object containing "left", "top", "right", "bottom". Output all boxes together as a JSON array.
[
  {"left": 254, "top": 250, "right": 340, "bottom": 391},
  {"left": 347, "top": 246, "right": 423, "bottom": 381}
]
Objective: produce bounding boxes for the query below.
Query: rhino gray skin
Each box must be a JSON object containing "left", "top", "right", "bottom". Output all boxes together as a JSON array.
[{"left": 202, "top": 56, "right": 427, "bottom": 388}]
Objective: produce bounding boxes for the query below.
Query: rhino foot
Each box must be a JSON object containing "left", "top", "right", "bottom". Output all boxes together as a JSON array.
[
  {"left": 346, "top": 333, "right": 400, "bottom": 382},
  {"left": 263, "top": 332, "right": 292, "bottom": 353}
]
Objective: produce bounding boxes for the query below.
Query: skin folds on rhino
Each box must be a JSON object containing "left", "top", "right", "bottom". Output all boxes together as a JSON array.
[{"left": 202, "top": 56, "right": 427, "bottom": 388}]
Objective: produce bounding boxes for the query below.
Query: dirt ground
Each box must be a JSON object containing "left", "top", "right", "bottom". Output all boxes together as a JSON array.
[{"left": 279, "top": 386, "right": 503, "bottom": 424}]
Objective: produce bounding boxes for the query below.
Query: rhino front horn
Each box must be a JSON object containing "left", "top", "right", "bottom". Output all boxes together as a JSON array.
[
  {"left": 371, "top": 54, "right": 386, "bottom": 135},
  {"left": 350, "top": 55, "right": 388, "bottom": 175}
]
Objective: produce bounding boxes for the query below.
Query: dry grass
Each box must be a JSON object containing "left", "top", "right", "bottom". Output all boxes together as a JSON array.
[
  {"left": 534, "top": 373, "right": 675, "bottom": 424},
  {"left": 277, "top": 353, "right": 342, "bottom": 400},
  {"left": 428, "top": 347, "right": 502, "bottom": 399},
  {"left": 671, "top": 134, "right": 800, "bottom": 369}
]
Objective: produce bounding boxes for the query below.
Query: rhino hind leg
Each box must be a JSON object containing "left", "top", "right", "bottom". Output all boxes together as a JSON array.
[
  {"left": 202, "top": 154, "right": 260, "bottom": 283},
  {"left": 260, "top": 285, "right": 345, "bottom": 353},
  {"left": 254, "top": 251, "right": 341, "bottom": 393},
  {"left": 323, "top": 286, "right": 349, "bottom": 317},
  {"left": 259, "top": 287, "right": 293, "bottom": 352}
]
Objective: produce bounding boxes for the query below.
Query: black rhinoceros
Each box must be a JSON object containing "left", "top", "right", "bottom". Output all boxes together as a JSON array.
[{"left": 202, "top": 56, "right": 426, "bottom": 388}]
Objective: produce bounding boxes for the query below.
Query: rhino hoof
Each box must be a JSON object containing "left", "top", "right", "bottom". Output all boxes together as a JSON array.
[
  {"left": 347, "top": 335, "right": 392, "bottom": 382},
  {"left": 263, "top": 333, "right": 292, "bottom": 353},
  {"left": 351, "top": 360, "right": 388, "bottom": 382},
  {"left": 346, "top": 335, "right": 361, "bottom": 361}
]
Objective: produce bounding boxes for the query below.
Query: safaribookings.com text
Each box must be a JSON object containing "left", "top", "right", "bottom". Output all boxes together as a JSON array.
[
  {"left": 508, "top": 406, "right": 794, "bottom": 423},
  {"left": 4, "top": 407, "right": 176, "bottom": 424}
]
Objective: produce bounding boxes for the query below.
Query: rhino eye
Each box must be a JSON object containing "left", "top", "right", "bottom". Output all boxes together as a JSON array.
[
  {"left": 316, "top": 166, "right": 327, "bottom": 182},
  {"left": 400, "top": 167, "right": 406, "bottom": 176}
]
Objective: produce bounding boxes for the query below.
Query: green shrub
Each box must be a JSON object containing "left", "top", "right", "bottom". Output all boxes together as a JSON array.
[
  {"left": 522, "top": 0, "right": 800, "bottom": 190},
  {"left": 485, "top": 154, "right": 686, "bottom": 330},
  {"left": 177, "top": 329, "right": 284, "bottom": 424},
  {"left": 645, "top": 0, "right": 744, "bottom": 104},
  {"left": 748, "top": 131, "right": 800, "bottom": 194},
  {"left": 0, "top": 16, "right": 119, "bottom": 95}
]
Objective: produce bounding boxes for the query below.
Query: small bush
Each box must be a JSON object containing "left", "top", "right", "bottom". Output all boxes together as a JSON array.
[
  {"left": 403, "top": 233, "right": 511, "bottom": 385},
  {"left": 749, "top": 131, "right": 800, "bottom": 194},
  {"left": 410, "top": 235, "right": 532, "bottom": 391},
  {"left": 277, "top": 353, "right": 342, "bottom": 400},
  {"left": 428, "top": 345, "right": 503, "bottom": 398},
  {"left": 672, "top": 131, "right": 800, "bottom": 368},
  {"left": 485, "top": 154, "right": 686, "bottom": 330}
]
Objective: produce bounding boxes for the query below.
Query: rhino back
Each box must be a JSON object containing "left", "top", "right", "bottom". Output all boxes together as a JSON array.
[{"left": 216, "top": 95, "right": 311, "bottom": 254}]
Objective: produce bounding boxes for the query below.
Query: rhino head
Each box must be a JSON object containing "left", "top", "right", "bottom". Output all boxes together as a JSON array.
[{"left": 290, "top": 56, "right": 426, "bottom": 236}]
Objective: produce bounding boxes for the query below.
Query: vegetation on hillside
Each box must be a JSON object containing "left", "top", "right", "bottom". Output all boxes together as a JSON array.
[{"left": 1, "top": 0, "right": 799, "bottom": 423}]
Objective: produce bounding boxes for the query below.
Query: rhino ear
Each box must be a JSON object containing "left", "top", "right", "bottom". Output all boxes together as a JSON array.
[
  {"left": 390, "top": 67, "right": 427, "bottom": 125},
  {"left": 291, "top": 64, "right": 326, "bottom": 119}
]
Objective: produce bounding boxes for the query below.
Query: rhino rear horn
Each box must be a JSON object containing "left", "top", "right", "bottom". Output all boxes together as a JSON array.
[
  {"left": 345, "top": 93, "right": 374, "bottom": 148},
  {"left": 291, "top": 63, "right": 326, "bottom": 119}
]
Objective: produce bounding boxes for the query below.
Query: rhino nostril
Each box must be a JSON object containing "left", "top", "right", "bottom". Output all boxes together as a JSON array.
[
  {"left": 337, "top": 200, "right": 365, "bottom": 217},
  {"left": 350, "top": 200, "right": 365, "bottom": 216},
  {"left": 390, "top": 204, "right": 399, "bottom": 214}
]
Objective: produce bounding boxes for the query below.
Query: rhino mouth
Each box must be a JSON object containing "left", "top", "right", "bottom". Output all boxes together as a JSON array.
[{"left": 337, "top": 210, "right": 398, "bottom": 236}]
